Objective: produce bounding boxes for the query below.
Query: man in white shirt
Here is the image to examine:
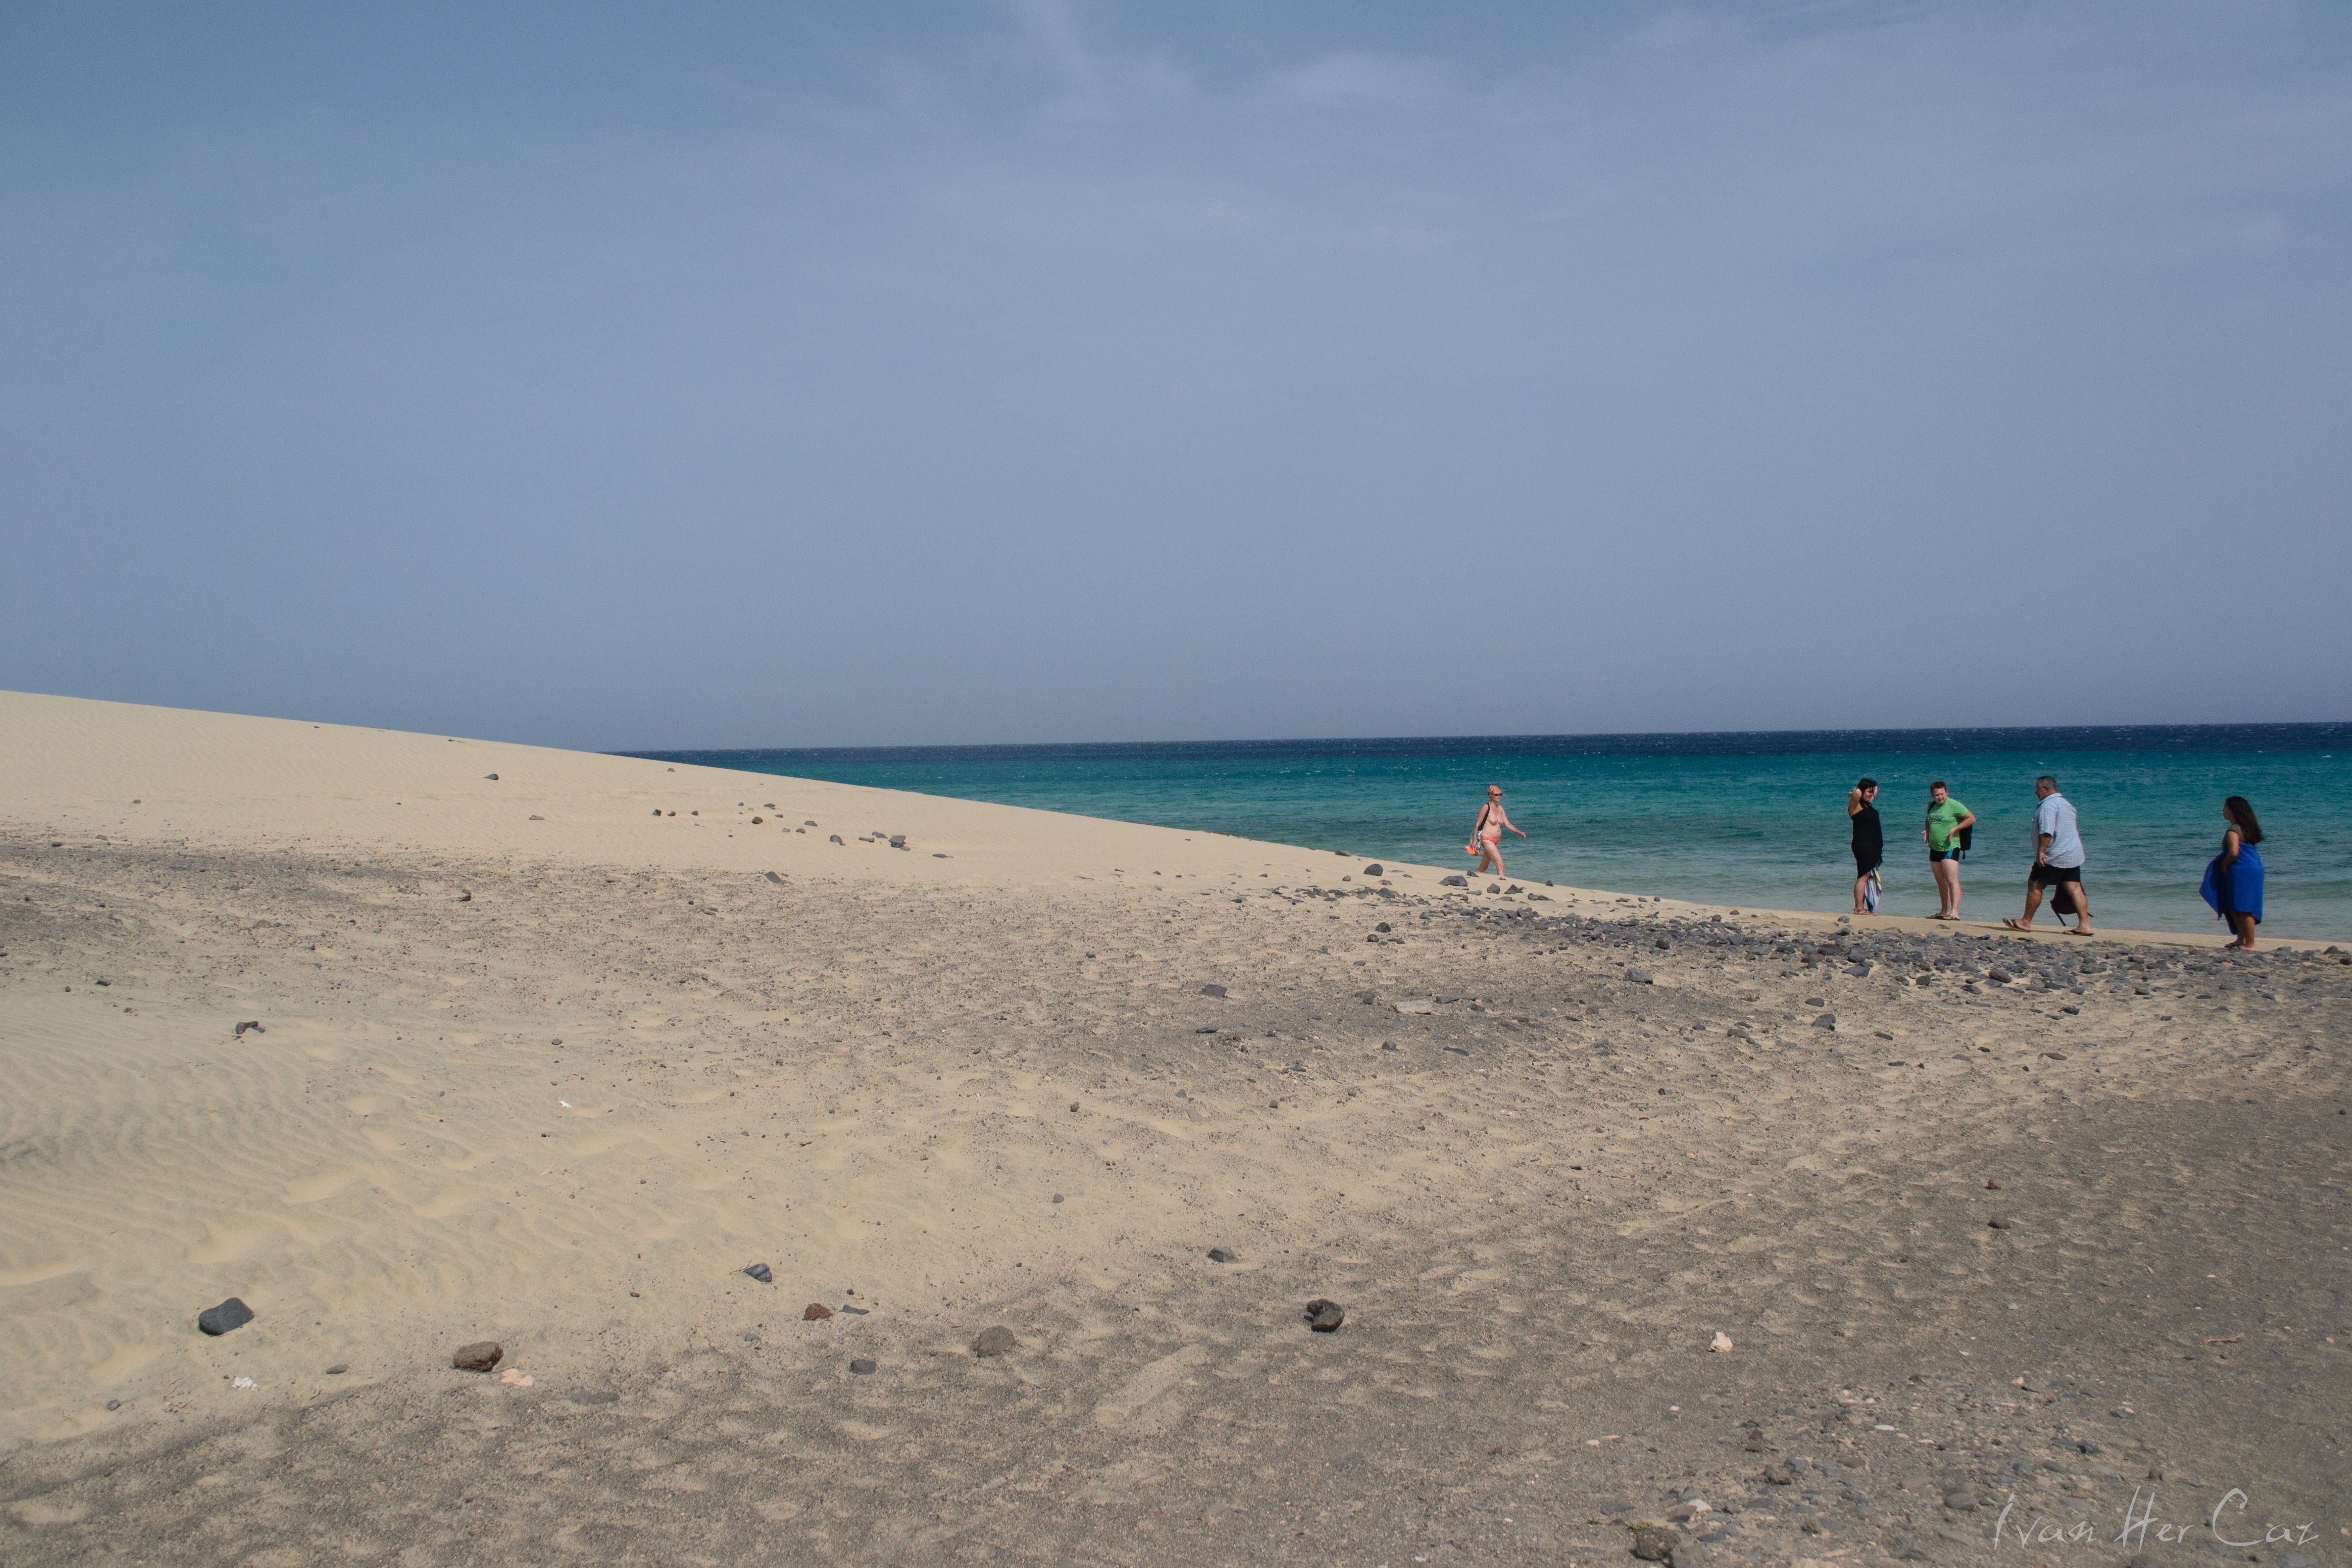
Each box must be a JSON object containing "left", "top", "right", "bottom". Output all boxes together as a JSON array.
[{"left": 2005, "top": 775, "right": 2094, "bottom": 934}]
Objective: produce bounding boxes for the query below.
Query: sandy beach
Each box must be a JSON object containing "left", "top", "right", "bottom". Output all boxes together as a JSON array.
[{"left": 3, "top": 690, "right": 2346, "bottom": 1567}]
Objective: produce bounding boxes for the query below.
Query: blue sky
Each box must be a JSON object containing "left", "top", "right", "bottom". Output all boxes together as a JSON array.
[{"left": 4, "top": 2, "right": 2348, "bottom": 748}]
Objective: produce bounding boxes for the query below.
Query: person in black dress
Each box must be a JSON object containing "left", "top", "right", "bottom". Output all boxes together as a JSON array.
[{"left": 1847, "top": 777, "right": 1883, "bottom": 914}]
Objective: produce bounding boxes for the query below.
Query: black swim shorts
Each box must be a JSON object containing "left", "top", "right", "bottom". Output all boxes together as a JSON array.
[
  {"left": 2028, "top": 861, "right": 2084, "bottom": 887},
  {"left": 1929, "top": 848, "right": 1963, "bottom": 864}
]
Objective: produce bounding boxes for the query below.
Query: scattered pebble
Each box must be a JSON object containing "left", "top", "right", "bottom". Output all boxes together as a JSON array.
[
  {"left": 1207, "top": 1247, "right": 1237, "bottom": 1263},
  {"left": 803, "top": 1303, "right": 833, "bottom": 1321},
  {"left": 1631, "top": 1525, "right": 1682, "bottom": 1560},
  {"left": 197, "top": 1297, "right": 255, "bottom": 1336},
  {"left": 324, "top": 1364, "right": 348, "bottom": 1376},
  {"left": 452, "top": 1341, "right": 504, "bottom": 1372},
  {"left": 972, "top": 1326, "right": 1020, "bottom": 1357},
  {"left": 1304, "top": 1298, "right": 1345, "bottom": 1332},
  {"left": 233, "top": 1020, "right": 265, "bottom": 1038},
  {"left": 848, "top": 1358, "right": 877, "bottom": 1375},
  {"left": 743, "top": 1263, "right": 773, "bottom": 1284}
]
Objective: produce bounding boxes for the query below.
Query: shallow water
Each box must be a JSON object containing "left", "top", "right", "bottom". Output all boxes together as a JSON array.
[{"left": 629, "top": 725, "right": 2352, "bottom": 940}]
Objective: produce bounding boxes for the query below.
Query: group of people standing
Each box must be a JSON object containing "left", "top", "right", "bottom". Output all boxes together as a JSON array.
[{"left": 1844, "top": 777, "right": 2268, "bottom": 948}]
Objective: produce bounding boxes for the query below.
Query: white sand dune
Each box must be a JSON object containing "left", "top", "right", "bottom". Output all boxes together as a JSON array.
[{"left": 2, "top": 690, "right": 2344, "bottom": 1566}]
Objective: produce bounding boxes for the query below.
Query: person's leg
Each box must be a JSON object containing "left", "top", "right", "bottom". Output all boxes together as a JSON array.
[
  {"left": 2229, "top": 912, "right": 2257, "bottom": 949},
  {"left": 1931, "top": 859, "right": 1954, "bottom": 917},
  {"left": 2062, "top": 879, "right": 2094, "bottom": 934},
  {"left": 2008, "top": 879, "right": 2044, "bottom": 930},
  {"left": 1948, "top": 857, "right": 1963, "bottom": 919},
  {"left": 1854, "top": 872, "right": 1870, "bottom": 915},
  {"left": 1477, "top": 840, "right": 1501, "bottom": 876}
]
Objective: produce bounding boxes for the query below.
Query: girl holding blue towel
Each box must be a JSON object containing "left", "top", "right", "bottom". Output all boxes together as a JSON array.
[{"left": 2200, "top": 796, "right": 2266, "bottom": 949}]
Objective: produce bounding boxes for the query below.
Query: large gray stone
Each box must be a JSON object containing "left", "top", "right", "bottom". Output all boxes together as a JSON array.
[{"left": 197, "top": 1297, "right": 254, "bottom": 1336}]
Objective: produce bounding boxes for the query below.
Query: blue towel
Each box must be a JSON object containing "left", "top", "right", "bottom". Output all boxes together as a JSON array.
[{"left": 2200, "top": 844, "right": 2265, "bottom": 923}]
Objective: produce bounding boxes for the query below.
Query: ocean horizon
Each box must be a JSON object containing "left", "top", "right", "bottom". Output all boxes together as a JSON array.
[{"left": 625, "top": 723, "right": 2352, "bottom": 940}]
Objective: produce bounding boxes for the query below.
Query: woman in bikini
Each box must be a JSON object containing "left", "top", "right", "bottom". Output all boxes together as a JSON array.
[{"left": 1467, "top": 785, "right": 1526, "bottom": 877}]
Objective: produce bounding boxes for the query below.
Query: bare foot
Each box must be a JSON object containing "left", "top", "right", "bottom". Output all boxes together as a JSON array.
[{"left": 2002, "top": 918, "right": 2031, "bottom": 932}]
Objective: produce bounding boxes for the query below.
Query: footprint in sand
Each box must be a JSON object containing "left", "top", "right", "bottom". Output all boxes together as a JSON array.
[{"left": 1092, "top": 1343, "right": 1210, "bottom": 1430}]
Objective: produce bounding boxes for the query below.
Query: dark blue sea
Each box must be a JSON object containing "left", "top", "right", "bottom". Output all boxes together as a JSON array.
[{"left": 625, "top": 725, "right": 2352, "bottom": 940}]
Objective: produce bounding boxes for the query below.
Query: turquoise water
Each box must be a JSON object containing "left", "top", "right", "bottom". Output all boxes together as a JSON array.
[{"left": 630, "top": 726, "right": 2352, "bottom": 940}]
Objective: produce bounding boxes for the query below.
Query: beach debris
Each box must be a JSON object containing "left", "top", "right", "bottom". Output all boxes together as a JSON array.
[
  {"left": 197, "top": 1297, "right": 255, "bottom": 1336},
  {"left": 1632, "top": 1525, "right": 1682, "bottom": 1560},
  {"left": 325, "top": 1364, "right": 348, "bottom": 1375},
  {"left": 972, "top": 1326, "right": 1020, "bottom": 1358},
  {"left": 849, "top": 1358, "right": 877, "bottom": 1375},
  {"left": 1363, "top": 863, "right": 1383, "bottom": 876},
  {"left": 452, "top": 1341, "right": 504, "bottom": 1372},
  {"left": 803, "top": 1303, "right": 833, "bottom": 1320},
  {"left": 1709, "top": 1331, "right": 1734, "bottom": 1353},
  {"left": 1625, "top": 968, "right": 1654, "bottom": 985},
  {"left": 233, "top": 1020, "right": 266, "bottom": 1038},
  {"left": 483, "top": 773, "right": 498, "bottom": 781},
  {"left": 1304, "top": 1298, "right": 1345, "bottom": 1332},
  {"left": 1199, "top": 983, "right": 1228, "bottom": 997},
  {"left": 1207, "top": 1246, "right": 1237, "bottom": 1263},
  {"left": 1392, "top": 997, "right": 1436, "bottom": 1014},
  {"left": 743, "top": 1263, "right": 773, "bottom": 1284},
  {"left": 232, "top": 1376, "right": 257, "bottom": 1389},
  {"left": 498, "top": 1367, "right": 534, "bottom": 1388}
]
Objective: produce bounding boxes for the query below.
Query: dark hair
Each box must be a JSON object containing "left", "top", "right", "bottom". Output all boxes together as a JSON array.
[
  {"left": 2036, "top": 774, "right": 2057, "bottom": 789},
  {"left": 1929, "top": 779, "right": 1948, "bottom": 792},
  {"left": 1856, "top": 777, "right": 1877, "bottom": 792},
  {"left": 2224, "top": 795, "right": 2264, "bottom": 844}
]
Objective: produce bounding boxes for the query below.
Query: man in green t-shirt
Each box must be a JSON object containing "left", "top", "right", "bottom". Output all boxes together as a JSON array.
[{"left": 1922, "top": 781, "right": 1977, "bottom": 921}]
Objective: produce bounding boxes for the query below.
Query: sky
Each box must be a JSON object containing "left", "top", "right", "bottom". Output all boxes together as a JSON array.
[{"left": 3, "top": 1, "right": 2348, "bottom": 751}]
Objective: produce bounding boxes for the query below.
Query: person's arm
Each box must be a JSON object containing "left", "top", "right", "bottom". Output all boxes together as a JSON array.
[
  {"left": 2037, "top": 833, "right": 2052, "bottom": 865},
  {"left": 1504, "top": 808, "right": 1525, "bottom": 838},
  {"left": 2222, "top": 827, "right": 2242, "bottom": 868},
  {"left": 1955, "top": 811, "right": 1977, "bottom": 836},
  {"left": 1849, "top": 788, "right": 1864, "bottom": 818}
]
